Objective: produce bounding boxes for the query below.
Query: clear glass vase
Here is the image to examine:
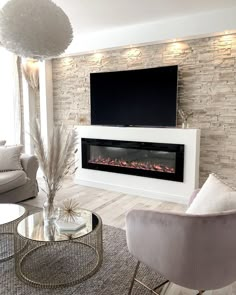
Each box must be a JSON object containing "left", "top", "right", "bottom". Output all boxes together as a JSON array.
[
  {"left": 182, "top": 120, "right": 189, "bottom": 129},
  {"left": 43, "top": 200, "right": 59, "bottom": 224},
  {"left": 44, "top": 221, "right": 56, "bottom": 241}
]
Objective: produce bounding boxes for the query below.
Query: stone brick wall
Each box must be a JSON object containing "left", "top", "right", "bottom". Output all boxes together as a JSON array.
[{"left": 52, "top": 34, "right": 236, "bottom": 186}]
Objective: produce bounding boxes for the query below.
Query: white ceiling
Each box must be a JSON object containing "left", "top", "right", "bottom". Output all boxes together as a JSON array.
[
  {"left": 53, "top": 0, "right": 236, "bottom": 34},
  {"left": 0, "top": 0, "right": 236, "bottom": 54},
  {"left": 1, "top": 0, "right": 234, "bottom": 34}
]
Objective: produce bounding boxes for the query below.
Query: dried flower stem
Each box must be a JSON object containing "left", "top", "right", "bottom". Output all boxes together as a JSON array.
[
  {"left": 31, "top": 120, "right": 78, "bottom": 203},
  {"left": 178, "top": 109, "right": 193, "bottom": 122}
]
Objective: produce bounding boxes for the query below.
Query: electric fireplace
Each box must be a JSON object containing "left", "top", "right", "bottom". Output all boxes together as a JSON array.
[{"left": 82, "top": 138, "right": 184, "bottom": 182}]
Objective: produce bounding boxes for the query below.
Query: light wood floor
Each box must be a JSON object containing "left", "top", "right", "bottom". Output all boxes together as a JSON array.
[
  {"left": 23, "top": 177, "right": 187, "bottom": 230},
  {"left": 23, "top": 178, "right": 235, "bottom": 294}
]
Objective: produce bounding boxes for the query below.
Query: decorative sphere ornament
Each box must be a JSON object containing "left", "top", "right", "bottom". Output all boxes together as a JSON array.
[{"left": 0, "top": 0, "right": 73, "bottom": 59}]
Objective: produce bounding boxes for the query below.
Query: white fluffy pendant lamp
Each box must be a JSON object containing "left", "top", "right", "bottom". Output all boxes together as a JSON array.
[{"left": 0, "top": 0, "right": 73, "bottom": 59}]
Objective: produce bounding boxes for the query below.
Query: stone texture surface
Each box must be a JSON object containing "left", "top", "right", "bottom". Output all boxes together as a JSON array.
[{"left": 52, "top": 34, "right": 236, "bottom": 186}]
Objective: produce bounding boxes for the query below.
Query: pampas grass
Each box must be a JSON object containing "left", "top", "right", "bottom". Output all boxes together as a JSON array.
[
  {"left": 31, "top": 120, "right": 77, "bottom": 203},
  {"left": 21, "top": 59, "right": 39, "bottom": 91}
]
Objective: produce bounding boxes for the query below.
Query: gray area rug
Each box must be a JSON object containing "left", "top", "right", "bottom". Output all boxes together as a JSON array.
[{"left": 0, "top": 205, "right": 166, "bottom": 295}]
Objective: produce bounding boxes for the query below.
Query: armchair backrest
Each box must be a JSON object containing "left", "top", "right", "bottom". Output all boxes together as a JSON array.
[{"left": 126, "top": 209, "right": 236, "bottom": 291}]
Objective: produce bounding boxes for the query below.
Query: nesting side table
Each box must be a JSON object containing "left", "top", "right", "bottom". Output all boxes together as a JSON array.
[
  {"left": 15, "top": 209, "right": 103, "bottom": 288},
  {"left": 0, "top": 204, "right": 27, "bottom": 262}
]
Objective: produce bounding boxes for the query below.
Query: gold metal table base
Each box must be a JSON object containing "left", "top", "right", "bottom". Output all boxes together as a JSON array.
[
  {"left": 0, "top": 233, "right": 28, "bottom": 262},
  {"left": 0, "top": 205, "right": 27, "bottom": 263},
  {"left": 15, "top": 211, "right": 103, "bottom": 288},
  {"left": 16, "top": 241, "right": 102, "bottom": 288}
]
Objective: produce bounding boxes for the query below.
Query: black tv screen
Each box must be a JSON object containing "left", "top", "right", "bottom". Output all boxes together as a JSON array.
[{"left": 90, "top": 65, "right": 178, "bottom": 127}]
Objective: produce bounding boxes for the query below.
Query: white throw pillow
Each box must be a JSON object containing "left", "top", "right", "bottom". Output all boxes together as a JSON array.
[
  {"left": 0, "top": 145, "right": 23, "bottom": 171},
  {"left": 186, "top": 173, "right": 236, "bottom": 214}
]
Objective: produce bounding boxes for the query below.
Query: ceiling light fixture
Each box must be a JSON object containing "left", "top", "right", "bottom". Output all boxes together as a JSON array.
[{"left": 0, "top": 0, "right": 73, "bottom": 59}]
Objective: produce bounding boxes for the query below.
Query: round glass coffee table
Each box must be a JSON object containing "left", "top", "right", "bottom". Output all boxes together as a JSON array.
[
  {"left": 15, "top": 209, "right": 103, "bottom": 288},
  {"left": 0, "top": 203, "right": 27, "bottom": 262}
]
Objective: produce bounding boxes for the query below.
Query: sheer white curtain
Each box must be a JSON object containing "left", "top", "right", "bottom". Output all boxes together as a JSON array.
[{"left": 0, "top": 48, "right": 21, "bottom": 144}]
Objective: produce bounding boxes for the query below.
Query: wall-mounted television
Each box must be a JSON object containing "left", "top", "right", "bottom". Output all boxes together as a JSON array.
[{"left": 90, "top": 65, "right": 178, "bottom": 127}]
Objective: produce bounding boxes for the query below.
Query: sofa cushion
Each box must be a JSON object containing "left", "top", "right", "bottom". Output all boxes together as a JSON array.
[
  {"left": 0, "top": 145, "right": 23, "bottom": 171},
  {"left": 0, "top": 170, "right": 27, "bottom": 193},
  {"left": 186, "top": 173, "right": 235, "bottom": 214},
  {"left": 0, "top": 140, "right": 6, "bottom": 146}
]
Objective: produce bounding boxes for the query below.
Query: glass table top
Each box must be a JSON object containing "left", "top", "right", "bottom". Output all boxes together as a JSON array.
[
  {"left": 0, "top": 204, "right": 26, "bottom": 225},
  {"left": 17, "top": 210, "right": 100, "bottom": 242}
]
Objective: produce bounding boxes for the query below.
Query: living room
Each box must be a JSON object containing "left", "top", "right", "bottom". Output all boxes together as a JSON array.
[{"left": 0, "top": 0, "right": 236, "bottom": 294}]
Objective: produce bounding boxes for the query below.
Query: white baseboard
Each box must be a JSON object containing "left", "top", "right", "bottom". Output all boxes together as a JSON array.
[{"left": 75, "top": 177, "right": 189, "bottom": 205}]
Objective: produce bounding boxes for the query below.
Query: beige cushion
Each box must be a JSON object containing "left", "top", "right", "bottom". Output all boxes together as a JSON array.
[
  {"left": 0, "top": 140, "right": 6, "bottom": 146},
  {"left": 0, "top": 170, "right": 27, "bottom": 193},
  {"left": 187, "top": 173, "right": 235, "bottom": 214},
  {"left": 0, "top": 145, "right": 23, "bottom": 171}
]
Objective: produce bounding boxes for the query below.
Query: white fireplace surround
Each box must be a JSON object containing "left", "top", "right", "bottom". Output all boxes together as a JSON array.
[{"left": 75, "top": 126, "right": 200, "bottom": 204}]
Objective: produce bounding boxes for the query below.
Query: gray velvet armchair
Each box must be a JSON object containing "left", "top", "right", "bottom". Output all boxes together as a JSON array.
[
  {"left": 0, "top": 154, "right": 39, "bottom": 203},
  {"left": 126, "top": 202, "right": 236, "bottom": 294}
]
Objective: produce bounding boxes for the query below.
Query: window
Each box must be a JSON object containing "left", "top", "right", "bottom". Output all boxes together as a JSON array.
[{"left": 0, "top": 48, "right": 21, "bottom": 144}]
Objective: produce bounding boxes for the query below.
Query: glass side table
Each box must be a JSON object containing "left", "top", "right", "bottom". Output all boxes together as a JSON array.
[
  {"left": 15, "top": 209, "right": 103, "bottom": 288},
  {"left": 0, "top": 203, "right": 27, "bottom": 262}
]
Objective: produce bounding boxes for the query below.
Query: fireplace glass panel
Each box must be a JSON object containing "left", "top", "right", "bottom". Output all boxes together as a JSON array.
[
  {"left": 82, "top": 138, "right": 184, "bottom": 182},
  {"left": 88, "top": 145, "right": 176, "bottom": 174}
]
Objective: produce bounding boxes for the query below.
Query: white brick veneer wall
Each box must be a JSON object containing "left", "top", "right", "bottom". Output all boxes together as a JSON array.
[{"left": 52, "top": 34, "right": 236, "bottom": 186}]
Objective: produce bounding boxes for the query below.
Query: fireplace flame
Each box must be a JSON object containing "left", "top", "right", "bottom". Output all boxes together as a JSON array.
[{"left": 88, "top": 156, "right": 175, "bottom": 173}]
